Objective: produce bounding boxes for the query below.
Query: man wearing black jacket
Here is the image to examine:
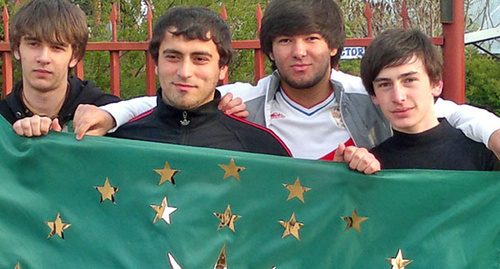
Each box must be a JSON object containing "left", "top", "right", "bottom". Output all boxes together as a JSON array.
[
  {"left": 0, "top": 0, "right": 120, "bottom": 136},
  {"left": 110, "top": 6, "right": 290, "bottom": 157}
]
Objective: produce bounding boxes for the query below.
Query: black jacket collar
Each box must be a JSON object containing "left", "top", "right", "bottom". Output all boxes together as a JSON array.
[
  {"left": 2, "top": 75, "right": 110, "bottom": 125},
  {"left": 153, "top": 88, "right": 223, "bottom": 129}
]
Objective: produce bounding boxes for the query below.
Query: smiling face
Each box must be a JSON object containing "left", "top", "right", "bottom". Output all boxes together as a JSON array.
[
  {"left": 156, "top": 30, "right": 228, "bottom": 110},
  {"left": 371, "top": 56, "right": 442, "bottom": 134},
  {"left": 15, "top": 36, "right": 78, "bottom": 94},
  {"left": 270, "top": 33, "right": 337, "bottom": 92}
]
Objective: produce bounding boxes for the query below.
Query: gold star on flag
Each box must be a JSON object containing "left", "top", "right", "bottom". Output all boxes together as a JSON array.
[
  {"left": 45, "top": 213, "right": 71, "bottom": 239},
  {"left": 167, "top": 253, "right": 183, "bottom": 269},
  {"left": 283, "top": 177, "right": 311, "bottom": 203},
  {"left": 151, "top": 197, "right": 177, "bottom": 224},
  {"left": 341, "top": 209, "right": 368, "bottom": 232},
  {"left": 387, "top": 249, "right": 412, "bottom": 269},
  {"left": 94, "top": 177, "right": 119, "bottom": 203},
  {"left": 218, "top": 158, "right": 245, "bottom": 181},
  {"left": 154, "top": 162, "right": 180, "bottom": 185},
  {"left": 213, "top": 243, "right": 227, "bottom": 269},
  {"left": 214, "top": 205, "right": 241, "bottom": 232},
  {"left": 279, "top": 212, "right": 304, "bottom": 240}
]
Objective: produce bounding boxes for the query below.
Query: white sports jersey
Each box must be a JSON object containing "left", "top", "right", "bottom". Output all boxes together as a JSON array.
[{"left": 269, "top": 88, "right": 351, "bottom": 159}]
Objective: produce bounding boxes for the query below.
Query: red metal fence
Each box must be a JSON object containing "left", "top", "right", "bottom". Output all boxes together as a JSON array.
[{"left": 0, "top": 1, "right": 465, "bottom": 103}]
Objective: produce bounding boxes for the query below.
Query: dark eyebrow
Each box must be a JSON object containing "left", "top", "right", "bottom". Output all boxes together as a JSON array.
[
  {"left": 398, "top": 71, "right": 418, "bottom": 79},
  {"left": 51, "top": 42, "right": 70, "bottom": 47},
  {"left": 374, "top": 71, "right": 419, "bottom": 83},
  {"left": 162, "top": 48, "right": 181, "bottom": 55},
  {"left": 23, "top": 36, "right": 40, "bottom": 42},
  {"left": 192, "top": 51, "right": 213, "bottom": 58},
  {"left": 23, "top": 36, "right": 69, "bottom": 47},
  {"left": 373, "top": 77, "right": 390, "bottom": 83},
  {"left": 162, "top": 48, "right": 213, "bottom": 58}
]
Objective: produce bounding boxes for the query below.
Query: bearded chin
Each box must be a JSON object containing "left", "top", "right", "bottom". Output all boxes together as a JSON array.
[
  {"left": 281, "top": 73, "right": 325, "bottom": 90},
  {"left": 279, "top": 65, "right": 330, "bottom": 90}
]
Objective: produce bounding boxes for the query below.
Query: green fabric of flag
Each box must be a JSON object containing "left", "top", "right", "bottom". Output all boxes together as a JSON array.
[{"left": 0, "top": 116, "right": 499, "bottom": 268}]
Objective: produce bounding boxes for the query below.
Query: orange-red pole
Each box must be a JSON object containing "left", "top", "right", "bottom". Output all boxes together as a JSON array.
[
  {"left": 145, "top": 1, "right": 156, "bottom": 95},
  {"left": 442, "top": 0, "right": 465, "bottom": 103},
  {"left": 2, "top": 6, "right": 12, "bottom": 97}
]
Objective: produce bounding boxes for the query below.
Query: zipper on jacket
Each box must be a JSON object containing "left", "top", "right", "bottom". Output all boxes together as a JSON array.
[
  {"left": 180, "top": 110, "right": 190, "bottom": 145},
  {"left": 180, "top": 111, "right": 190, "bottom": 126}
]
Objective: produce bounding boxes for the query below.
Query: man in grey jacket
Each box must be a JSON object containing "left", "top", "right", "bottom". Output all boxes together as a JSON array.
[{"left": 73, "top": 0, "right": 500, "bottom": 161}]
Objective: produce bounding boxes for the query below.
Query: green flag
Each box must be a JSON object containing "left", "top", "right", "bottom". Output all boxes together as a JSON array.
[{"left": 0, "top": 116, "right": 499, "bottom": 268}]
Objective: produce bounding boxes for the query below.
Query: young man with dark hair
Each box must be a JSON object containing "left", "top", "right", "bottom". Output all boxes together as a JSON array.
[
  {"left": 73, "top": 0, "right": 500, "bottom": 162},
  {"left": 108, "top": 6, "right": 290, "bottom": 156},
  {"left": 0, "top": 0, "right": 120, "bottom": 136},
  {"left": 362, "top": 29, "right": 499, "bottom": 170},
  {"left": 258, "top": 0, "right": 345, "bottom": 71},
  {"left": 337, "top": 29, "right": 499, "bottom": 171}
]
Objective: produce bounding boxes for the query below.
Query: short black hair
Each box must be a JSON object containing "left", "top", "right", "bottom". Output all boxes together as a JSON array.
[{"left": 148, "top": 6, "right": 232, "bottom": 67}]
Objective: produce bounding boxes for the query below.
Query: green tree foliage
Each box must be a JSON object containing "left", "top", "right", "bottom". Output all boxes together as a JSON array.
[
  {"left": 463, "top": 0, "right": 500, "bottom": 115},
  {"left": 465, "top": 48, "right": 500, "bottom": 115},
  {"left": 73, "top": 0, "right": 150, "bottom": 99}
]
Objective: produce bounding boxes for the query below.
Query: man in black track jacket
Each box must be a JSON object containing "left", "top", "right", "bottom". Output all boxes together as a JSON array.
[{"left": 110, "top": 7, "right": 290, "bottom": 157}]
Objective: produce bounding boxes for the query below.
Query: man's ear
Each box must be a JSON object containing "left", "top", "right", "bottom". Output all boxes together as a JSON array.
[
  {"left": 330, "top": 48, "right": 338, "bottom": 57},
  {"left": 69, "top": 56, "right": 79, "bottom": 69},
  {"left": 269, "top": 52, "right": 274, "bottom": 61},
  {"left": 432, "top": 80, "right": 443, "bottom": 97},
  {"left": 218, "top": 65, "right": 229, "bottom": 81},
  {"left": 371, "top": 94, "right": 380, "bottom": 106},
  {"left": 13, "top": 48, "right": 20, "bottom": 60}
]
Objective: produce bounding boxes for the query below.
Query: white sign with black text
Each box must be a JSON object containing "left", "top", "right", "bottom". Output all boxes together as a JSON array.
[{"left": 341, "top": 47, "right": 365, "bottom": 60}]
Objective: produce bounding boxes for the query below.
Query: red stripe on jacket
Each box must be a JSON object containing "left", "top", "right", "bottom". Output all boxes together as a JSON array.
[{"left": 224, "top": 113, "right": 293, "bottom": 157}]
